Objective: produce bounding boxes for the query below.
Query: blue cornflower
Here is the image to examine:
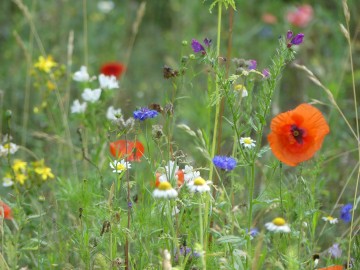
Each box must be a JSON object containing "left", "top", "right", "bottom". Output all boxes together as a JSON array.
[
  {"left": 340, "top": 203, "right": 353, "bottom": 223},
  {"left": 246, "top": 228, "right": 259, "bottom": 238},
  {"left": 191, "top": 39, "right": 205, "bottom": 54},
  {"left": 133, "top": 107, "right": 158, "bottom": 121},
  {"left": 212, "top": 156, "right": 237, "bottom": 171}
]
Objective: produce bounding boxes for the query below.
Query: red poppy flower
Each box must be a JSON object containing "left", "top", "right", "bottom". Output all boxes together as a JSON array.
[
  {"left": 100, "top": 62, "right": 126, "bottom": 78},
  {"left": 0, "top": 201, "right": 12, "bottom": 220},
  {"left": 318, "top": 266, "right": 343, "bottom": 270},
  {"left": 109, "top": 140, "right": 144, "bottom": 162},
  {"left": 267, "top": 103, "right": 329, "bottom": 166},
  {"left": 286, "top": 4, "right": 313, "bottom": 28}
]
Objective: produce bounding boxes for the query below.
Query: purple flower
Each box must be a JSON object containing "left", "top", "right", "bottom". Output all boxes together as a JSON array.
[
  {"left": 290, "top": 33, "right": 304, "bottom": 45},
  {"left": 262, "top": 68, "right": 270, "bottom": 78},
  {"left": 191, "top": 39, "right": 205, "bottom": 53},
  {"left": 340, "top": 203, "right": 353, "bottom": 223},
  {"left": 248, "top": 60, "right": 257, "bottom": 70},
  {"left": 328, "top": 243, "right": 342, "bottom": 258},
  {"left": 286, "top": 30, "right": 293, "bottom": 40},
  {"left": 247, "top": 228, "right": 259, "bottom": 237},
  {"left": 212, "top": 156, "right": 237, "bottom": 171},
  {"left": 133, "top": 107, "right": 158, "bottom": 121},
  {"left": 203, "top": 38, "right": 212, "bottom": 47}
]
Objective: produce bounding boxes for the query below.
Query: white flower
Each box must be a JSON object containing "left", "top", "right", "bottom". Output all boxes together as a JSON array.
[
  {"left": 70, "top": 99, "right": 87, "bottom": 114},
  {"left": 322, "top": 216, "right": 338, "bottom": 224},
  {"left": 234, "top": 84, "right": 248, "bottom": 97},
  {"left": 97, "top": 1, "right": 114, "bottom": 13},
  {"left": 0, "top": 143, "right": 19, "bottom": 156},
  {"left": 106, "top": 106, "right": 122, "bottom": 121},
  {"left": 183, "top": 165, "right": 200, "bottom": 183},
  {"left": 81, "top": 88, "right": 102, "bottom": 103},
  {"left": 240, "top": 137, "right": 256, "bottom": 149},
  {"left": 165, "top": 161, "right": 179, "bottom": 178},
  {"left": 3, "top": 175, "right": 14, "bottom": 187},
  {"left": 187, "top": 177, "right": 211, "bottom": 193},
  {"left": 110, "top": 159, "right": 131, "bottom": 173},
  {"left": 73, "top": 66, "right": 90, "bottom": 82},
  {"left": 153, "top": 181, "right": 178, "bottom": 199},
  {"left": 265, "top": 217, "right": 291, "bottom": 233},
  {"left": 99, "top": 74, "right": 119, "bottom": 90}
]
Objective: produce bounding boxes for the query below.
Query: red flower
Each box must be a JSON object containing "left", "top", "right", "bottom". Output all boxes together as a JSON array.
[
  {"left": 286, "top": 4, "right": 313, "bottom": 28},
  {"left": 154, "top": 170, "right": 185, "bottom": 188},
  {"left": 109, "top": 140, "right": 144, "bottom": 161},
  {"left": 267, "top": 103, "right": 329, "bottom": 166},
  {"left": 318, "top": 266, "right": 343, "bottom": 270},
  {"left": 0, "top": 201, "right": 12, "bottom": 220},
  {"left": 100, "top": 62, "right": 126, "bottom": 78}
]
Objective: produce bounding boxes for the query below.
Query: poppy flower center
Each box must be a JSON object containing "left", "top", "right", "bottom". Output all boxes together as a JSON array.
[{"left": 291, "top": 125, "right": 304, "bottom": 144}]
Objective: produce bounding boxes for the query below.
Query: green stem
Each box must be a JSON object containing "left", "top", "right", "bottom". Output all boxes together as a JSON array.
[
  {"left": 209, "top": 1, "right": 222, "bottom": 182},
  {"left": 199, "top": 196, "right": 206, "bottom": 270}
]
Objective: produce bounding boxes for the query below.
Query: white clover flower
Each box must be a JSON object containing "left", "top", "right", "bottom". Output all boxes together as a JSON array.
[
  {"left": 73, "top": 66, "right": 90, "bottom": 82},
  {"left": 81, "top": 88, "right": 102, "bottom": 103},
  {"left": 322, "top": 216, "right": 338, "bottom": 224},
  {"left": 183, "top": 165, "right": 200, "bottom": 183},
  {"left": 70, "top": 99, "right": 87, "bottom": 114},
  {"left": 265, "top": 217, "right": 291, "bottom": 233},
  {"left": 153, "top": 181, "right": 178, "bottom": 199},
  {"left": 106, "top": 106, "right": 122, "bottom": 121},
  {"left": 240, "top": 137, "right": 256, "bottom": 149},
  {"left": 99, "top": 74, "right": 119, "bottom": 90},
  {"left": 2, "top": 174, "right": 14, "bottom": 187},
  {"left": 187, "top": 177, "right": 211, "bottom": 193},
  {"left": 97, "top": 1, "right": 115, "bottom": 13},
  {"left": 109, "top": 159, "right": 131, "bottom": 173},
  {"left": 0, "top": 143, "right": 19, "bottom": 156}
]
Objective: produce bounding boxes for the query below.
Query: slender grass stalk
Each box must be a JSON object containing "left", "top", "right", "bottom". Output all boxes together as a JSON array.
[
  {"left": 82, "top": 0, "right": 88, "bottom": 67},
  {"left": 199, "top": 196, "right": 206, "bottom": 269}
]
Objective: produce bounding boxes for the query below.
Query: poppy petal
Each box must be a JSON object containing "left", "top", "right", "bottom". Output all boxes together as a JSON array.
[
  {"left": 0, "top": 201, "right": 12, "bottom": 220},
  {"left": 109, "top": 140, "right": 144, "bottom": 162},
  {"left": 318, "top": 266, "right": 343, "bottom": 270},
  {"left": 268, "top": 103, "right": 329, "bottom": 166}
]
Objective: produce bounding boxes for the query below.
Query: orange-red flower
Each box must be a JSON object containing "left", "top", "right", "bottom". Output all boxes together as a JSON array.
[
  {"left": 109, "top": 140, "right": 144, "bottom": 162},
  {"left": 267, "top": 103, "right": 329, "bottom": 166},
  {"left": 318, "top": 266, "right": 343, "bottom": 270},
  {"left": 286, "top": 4, "right": 313, "bottom": 28},
  {"left": 100, "top": 62, "right": 126, "bottom": 78},
  {"left": 0, "top": 201, "right": 12, "bottom": 220},
  {"left": 154, "top": 170, "right": 185, "bottom": 188}
]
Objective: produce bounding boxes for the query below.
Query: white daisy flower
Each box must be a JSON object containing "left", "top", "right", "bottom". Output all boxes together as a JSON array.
[
  {"left": 0, "top": 142, "right": 19, "bottom": 156},
  {"left": 265, "top": 217, "right": 291, "bottom": 233},
  {"left": 2, "top": 174, "right": 14, "bottom": 187},
  {"left": 99, "top": 74, "right": 119, "bottom": 90},
  {"left": 183, "top": 165, "right": 201, "bottom": 183},
  {"left": 240, "top": 137, "right": 256, "bottom": 149},
  {"left": 106, "top": 106, "right": 122, "bottom": 121},
  {"left": 81, "top": 88, "right": 102, "bottom": 103},
  {"left": 322, "top": 216, "right": 338, "bottom": 224},
  {"left": 73, "top": 66, "right": 90, "bottom": 82},
  {"left": 165, "top": 161, "right": 179, "bottom": 178},
  {"left": 97, "top": 1, "right": 114, "bottom": 13},
  {"left": 153, "top": 181, "right": 178, "bottom": 199},
  {"left": 187, "top": 177, "right": 211, "bottom": 193},
  {"left": 110, "top": 159, "right": 131, "bottom": 173},
  {"left": 70, "top": 99, "right": 87, "bottom": 114},
  {"left": 234, "top": 84, "right": 248, "bottom": 97}
]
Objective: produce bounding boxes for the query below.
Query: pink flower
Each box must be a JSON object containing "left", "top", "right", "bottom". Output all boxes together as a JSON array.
[{"left": 286, "top": 4, "right": 313, "bottom": 28}]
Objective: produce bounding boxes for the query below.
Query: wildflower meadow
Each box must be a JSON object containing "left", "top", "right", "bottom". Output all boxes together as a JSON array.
[{"left": 1, "top": 0, "right": 360, "bottom": 269}]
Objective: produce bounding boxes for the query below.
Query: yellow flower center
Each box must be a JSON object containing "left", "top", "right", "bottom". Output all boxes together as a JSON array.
[
  {"left": 3, "top": 143, "right": 10, "bottom": 149},
  {"left": 243, "top": 138, "right": 252, "bottom": 144},
  {"left": 158, "top": 181, "right": 172, "bottom": 191},
  {"left": 327, "top": 216, "right": 334, "bottom": 221},
  {"left": 116, "top": 164, "right": 126, "bottom": 171},
  {"left": 194, "top": 177, "right": 206, "bottom": 186},
  {"left": 234, "top": 84, "right": 246, "bottom": 91},
  {"left": 272, "top": 217, "right": 286, "bottom": 226}
]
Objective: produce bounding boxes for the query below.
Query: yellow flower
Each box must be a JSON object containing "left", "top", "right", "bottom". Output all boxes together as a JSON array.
[
  {"left": 35, "top": 166, "right": 55, "bottom": 180},
  {"left": 34, "top": 56, "right": 58, "bottom": 73},
  {"left": 15, "top": 173, "right": 27, "bottom": 185},
  {"left": 12, "top": 159, "right": 27, "bottom": 173},
  {"left": 46, "top": 80, "right": 56, "bottom": 91}
]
